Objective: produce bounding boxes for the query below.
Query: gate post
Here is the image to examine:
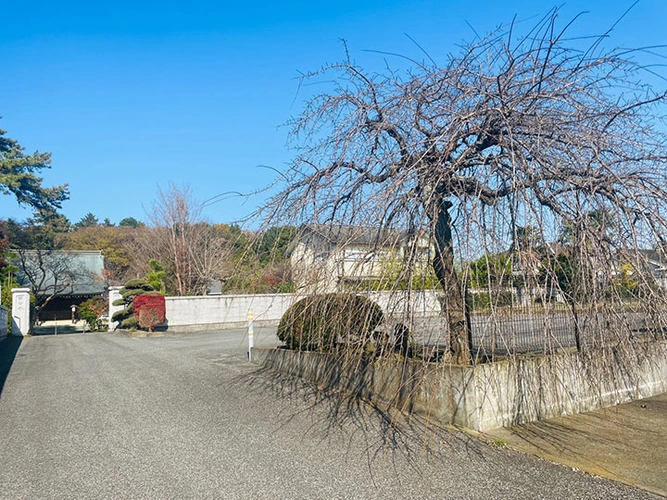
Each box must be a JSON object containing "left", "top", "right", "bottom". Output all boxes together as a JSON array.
[{"left": 11, "top": 288, "right": 31, "bottom": 336}]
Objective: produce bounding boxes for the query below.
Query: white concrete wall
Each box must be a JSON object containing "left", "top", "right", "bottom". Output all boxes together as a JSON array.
[
  {"left": 165, "top": 293, "right": 297, "bottom": 330},
  {"left": 163, "top": 290, "right": 442, "bottom": 331},
  {"left": 0, "top": 305, "right": 7, "bottom": 340},
  {"left": 367, "top": 290, "right": 441, "bottom": 317}
]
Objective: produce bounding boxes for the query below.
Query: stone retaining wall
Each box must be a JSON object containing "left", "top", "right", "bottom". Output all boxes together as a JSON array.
[{"left": 253, "top": 341, "right": 667, "bottom": 431}]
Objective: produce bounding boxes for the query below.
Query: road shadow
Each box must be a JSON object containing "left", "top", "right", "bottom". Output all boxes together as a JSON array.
[
  {"left": 0, "top": 335, "right": 22, "bottom": 396},
  {"left": 32, "top": 324, "right": 84, "bottom": 336},
  {"left": 230, "top": 363, "right": 489, "bottom": 482}
]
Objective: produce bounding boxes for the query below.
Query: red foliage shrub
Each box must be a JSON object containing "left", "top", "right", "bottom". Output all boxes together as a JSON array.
[{"left": 133, "top": 293, "right": 166, "bottom": 331}]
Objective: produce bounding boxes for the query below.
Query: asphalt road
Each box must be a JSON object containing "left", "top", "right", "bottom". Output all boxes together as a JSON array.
[{"left": 0, "top": 329, "right": 659, "bottom": 499}]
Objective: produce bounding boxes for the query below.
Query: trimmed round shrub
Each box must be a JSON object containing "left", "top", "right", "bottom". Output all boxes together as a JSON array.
[
  {"left": 122, "top": 279, "right": 155, "bottom": 291},
  {"left": 277, "top": 294, "right": 384, "bottom": 352}
]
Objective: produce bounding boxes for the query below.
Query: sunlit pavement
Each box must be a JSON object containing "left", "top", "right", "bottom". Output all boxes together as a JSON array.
[
  {"left": 486, "top": 392, "right": 667, "bottom": 497},
  {"left": 0, "top": 330, "right": 660, "bottom": 499}
]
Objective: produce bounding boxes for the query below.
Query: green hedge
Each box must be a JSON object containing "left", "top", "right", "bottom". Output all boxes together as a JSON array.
[{"left": 468, "top": 291, "right": 515, "bottom": 310}]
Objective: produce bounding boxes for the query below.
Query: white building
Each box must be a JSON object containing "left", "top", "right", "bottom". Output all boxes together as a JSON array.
[{"left": 288, "top": 224, "right": 431, "bottom": 293}]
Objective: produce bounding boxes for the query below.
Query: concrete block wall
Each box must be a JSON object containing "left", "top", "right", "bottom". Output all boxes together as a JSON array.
[
  {"left": 460, "top": 342, "right": 667, "bottom": 430},
  {"left": 253, "top": 340, "right": 667, "bottom": 431}
]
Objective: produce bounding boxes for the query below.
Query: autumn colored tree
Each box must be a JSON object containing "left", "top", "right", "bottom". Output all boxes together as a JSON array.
[{"left": 63, "top": 225, "right": 135, "bottom": 284}]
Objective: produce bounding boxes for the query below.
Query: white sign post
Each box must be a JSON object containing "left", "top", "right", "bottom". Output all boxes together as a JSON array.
[{"left": 248, "top": 309, "right": 254, "bottom": 361}]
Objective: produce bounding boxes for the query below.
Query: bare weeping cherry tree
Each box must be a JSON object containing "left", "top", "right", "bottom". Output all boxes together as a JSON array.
[{"left": 263, "top": 9, "right": 667, "bottom": 364}]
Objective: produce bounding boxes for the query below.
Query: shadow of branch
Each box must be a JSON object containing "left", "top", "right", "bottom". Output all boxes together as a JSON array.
[{"left": 227, "top": 363, "right": 489, "bottom": 482}]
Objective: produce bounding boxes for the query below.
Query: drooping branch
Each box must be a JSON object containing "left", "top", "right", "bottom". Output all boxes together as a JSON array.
[{"left": 259, "top": 8, "right": 667, "bottom": 363}]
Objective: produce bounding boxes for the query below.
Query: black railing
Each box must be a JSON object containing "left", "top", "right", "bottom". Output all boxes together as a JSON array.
[{"left": 408, "top": 305, "right": 666, "bottom": 359}]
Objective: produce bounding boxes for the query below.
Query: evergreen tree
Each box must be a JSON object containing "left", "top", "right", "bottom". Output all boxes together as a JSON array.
[
  {"left": 0, "top": 123, "right": 69, "bottom": 214},
  {"left": 75, "top": 212, "right": 99, "bottom": 229},
  {"left": 118, "top": 217, "right": 143, "bottom": 228}
]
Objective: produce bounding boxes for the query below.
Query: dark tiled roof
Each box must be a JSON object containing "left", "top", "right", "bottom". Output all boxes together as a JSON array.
[{"left": 14, "top": 250, "right": 105, "bottom": 296}]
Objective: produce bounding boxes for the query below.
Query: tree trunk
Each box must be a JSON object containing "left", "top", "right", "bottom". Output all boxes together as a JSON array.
[{"left": 432, "top": 200, "right": 473, "bottom": 365}]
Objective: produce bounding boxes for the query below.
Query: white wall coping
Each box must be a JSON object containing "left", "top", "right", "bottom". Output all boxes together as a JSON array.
[{"left": 165, "top": 292, "right": 296, "bottom": 301}]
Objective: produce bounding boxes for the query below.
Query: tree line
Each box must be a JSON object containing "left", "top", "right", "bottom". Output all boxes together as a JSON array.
[
  {"left": 4, "top": 7, "right": 667, "bottom": 363},
  {"left": 0, "top": 186, "right": 297, "bottom": 304},
  {"left": 0, "top": 121, "right": 297, "bottom": 301}
]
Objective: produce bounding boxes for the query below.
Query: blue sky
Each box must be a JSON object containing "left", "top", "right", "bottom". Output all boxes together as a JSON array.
[{"left": 1, "top": 0, "right": 665, "bottom": 226}]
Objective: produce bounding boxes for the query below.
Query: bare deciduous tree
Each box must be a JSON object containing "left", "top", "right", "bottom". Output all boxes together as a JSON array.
[
  {"left": 15, "top": 249, "right": 91, "bottom": 322},
  {"left": 262, "top": 9, "right": 667, "bottom": 363},
  {"left": 141, "top": 184, "right": 230, "bottom": 296},
  {"left": 5, "top": 217, "right": 97, "bottom": 324}
]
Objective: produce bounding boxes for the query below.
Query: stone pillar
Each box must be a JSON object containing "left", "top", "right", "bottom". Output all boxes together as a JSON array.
[
  {"left": 11, "top": 288, "right": 31, "bottom": 337},
  {"left": 108, "top": 286, "right": 124, "bottom": 331}
]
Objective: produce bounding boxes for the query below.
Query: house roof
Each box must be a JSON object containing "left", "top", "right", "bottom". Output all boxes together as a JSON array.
[
  {"left": 634, "top": 248, "right": 667, "bottom": 264},
  {"left": 296, "top": 224, "right": 415, "bottom": 248},
  {"left": 621, "top": 248, "right": 667, "bottom": 272},
  {"left": 14, "top": 250, "right": 105, "bottom": 296}
]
